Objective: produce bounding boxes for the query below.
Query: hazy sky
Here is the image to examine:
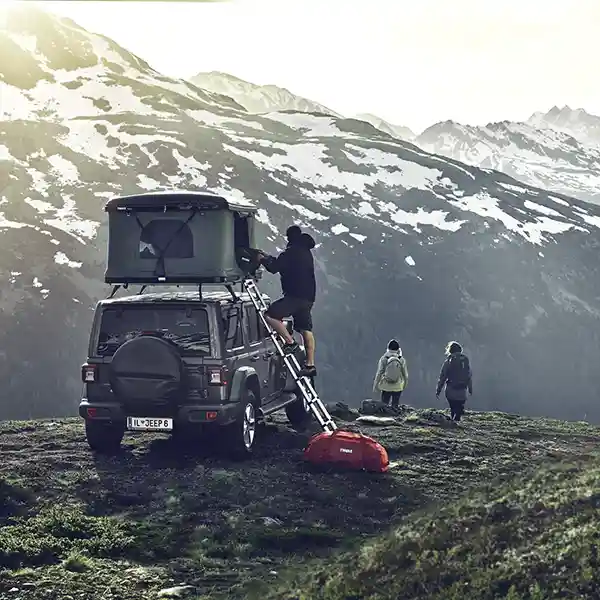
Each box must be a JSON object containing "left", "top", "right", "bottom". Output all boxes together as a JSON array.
[{"left": 36, "top": 0, "right": 600, "bottom": 133}]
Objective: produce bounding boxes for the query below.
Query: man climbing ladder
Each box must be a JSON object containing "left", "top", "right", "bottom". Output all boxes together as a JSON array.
[
  {"left": 257, "top": 225, "right": 318, "bottom": 379},
  {"left": 242, "top": 277, "right": 337, "bottom": 434}
]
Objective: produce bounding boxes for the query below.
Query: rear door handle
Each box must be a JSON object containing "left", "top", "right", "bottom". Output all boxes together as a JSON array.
[
  {"left": 264, "top": 351, "right": 274, "bottom": 360},
  {"left": 250, "top": 355, "right": 260, "bottom": 362}
]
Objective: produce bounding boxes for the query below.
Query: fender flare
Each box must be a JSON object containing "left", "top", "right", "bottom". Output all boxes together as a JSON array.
[{"left": 229, "top": 365, "right": 259, "bottom": 403}]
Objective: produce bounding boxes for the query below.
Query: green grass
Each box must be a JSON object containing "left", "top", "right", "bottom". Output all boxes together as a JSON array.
[
  {"left": 0, "top": 504, "right": 138, "bottom": 568},
  {"left": 1, "top": 411, "right": 600, "bottom": 599},
  {"left": 253, "top": 456, "right": 600, "bottom": 600}
]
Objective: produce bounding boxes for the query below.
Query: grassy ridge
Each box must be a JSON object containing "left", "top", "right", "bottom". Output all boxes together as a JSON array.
[
  {"left": 1, "top": 409, "right": 599, "bottom": 599},
  {"left": 254, "top": 456, "right": 600, "bottom": 600}
]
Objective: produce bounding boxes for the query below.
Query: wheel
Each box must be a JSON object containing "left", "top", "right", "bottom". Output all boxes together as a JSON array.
[
  {"left": 285, "top": 392, "right": 312, "bottom": 430},
  {"left": 223, "top": 389, "right": 259, "bottom": 459},
  {"left": 85, "top": 420, "right": 125, "bottom": 454}
]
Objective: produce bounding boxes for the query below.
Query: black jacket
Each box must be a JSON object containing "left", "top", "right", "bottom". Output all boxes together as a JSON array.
[
  {"left": 436, "top": 352, "right": 473, "bottom": 400},
  {"left": 263, "top": 233, "right": 316, "bottom": 302}
]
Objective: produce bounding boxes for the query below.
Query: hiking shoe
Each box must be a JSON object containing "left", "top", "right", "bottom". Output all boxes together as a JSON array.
[
  {"left": 282, "top": 341, "right": 300, "bottom": 355},
  {"left": 299, "top": 364, "right": 317, "bottom": 378}
]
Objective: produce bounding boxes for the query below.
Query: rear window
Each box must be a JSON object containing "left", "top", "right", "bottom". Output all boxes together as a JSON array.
[
  {"left": 96, "top": 306, "right": 211, "bottom": 356},
  {"left": 139, "top": 219, "right": 194, "bottom": 259}
]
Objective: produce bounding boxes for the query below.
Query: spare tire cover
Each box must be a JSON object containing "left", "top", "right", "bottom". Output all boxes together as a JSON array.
[{"left": 109, "top": 336, "right": 185, "bottom": 402}]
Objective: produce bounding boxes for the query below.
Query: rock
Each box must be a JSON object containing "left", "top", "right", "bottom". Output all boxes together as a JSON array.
[
  {"left": 360, "top": 399, "right": 401, "bottom": 416},
  {"left": 326, "top": 402, "right": 360, "bottom": 421},
  {"left": 355, "top": 415, "right": 398, "bottom": 426},
  {"left": 157, "top": 585, "right": 194, "bottom": 599}
]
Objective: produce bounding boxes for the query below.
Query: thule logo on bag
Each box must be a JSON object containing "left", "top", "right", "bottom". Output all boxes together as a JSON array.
[{"left": 339, "top": 447, "right": 353, "bottom": 454}]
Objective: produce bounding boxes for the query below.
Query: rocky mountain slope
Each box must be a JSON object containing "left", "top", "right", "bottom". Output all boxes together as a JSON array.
[
  {"left": 353, "top": 112, "right": 416, "bottom": 141},
  {"left": 1, "top": 408, "right": 599, "bottom": 599},
  {"left": 417, "top": 110, "right": 600, "bottom": 205},
  {"left": 3, "top": 5, "right": 600, "bottom": 422},
  {"left": 528, "top": 105, "right": 600, "bottom": 146},
  {"left": 189, "top": 71, "right": 341, "bottom": 116}
]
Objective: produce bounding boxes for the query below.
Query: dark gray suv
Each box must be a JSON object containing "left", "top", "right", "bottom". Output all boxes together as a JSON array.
[{"left": 79, "top": 288, "right": 311, "bottom": 458}]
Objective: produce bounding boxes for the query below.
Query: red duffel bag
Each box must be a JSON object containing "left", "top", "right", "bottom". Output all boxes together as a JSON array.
[{"left": 303, "top": 430, "right": 389, "bottom": 473}]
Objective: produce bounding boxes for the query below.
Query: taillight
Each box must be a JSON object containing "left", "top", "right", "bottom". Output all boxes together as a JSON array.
[
  {"left": 81, "top": 364, "right": 97, "bottom": 383},
  {"left": 208, "top": 366, "right": 228, "bottom": 386}
]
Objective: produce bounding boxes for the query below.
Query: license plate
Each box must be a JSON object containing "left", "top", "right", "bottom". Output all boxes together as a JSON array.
[{"left": 126, "top": 417, "right": 173, "bottom": 431}]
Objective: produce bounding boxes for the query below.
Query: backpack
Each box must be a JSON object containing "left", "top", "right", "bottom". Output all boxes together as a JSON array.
[
  {"left": 383, "top": 355, "right": 403, "bottom": 384},
  {"left": 446, "top": 353, "right": 470, "bottom": 389}
]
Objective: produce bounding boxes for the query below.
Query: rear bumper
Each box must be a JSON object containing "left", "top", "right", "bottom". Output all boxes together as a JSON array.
[{"left": 78, "top": 399, "right": 241, "bottom": 427}]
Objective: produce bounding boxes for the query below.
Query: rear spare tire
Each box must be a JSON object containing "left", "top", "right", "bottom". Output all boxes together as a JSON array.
[
  {"left": 109, "top": 335, "right": 185, "bottom": 405},
  {"left": 85, "top": 420, "right": 125, "bottom": 454}
]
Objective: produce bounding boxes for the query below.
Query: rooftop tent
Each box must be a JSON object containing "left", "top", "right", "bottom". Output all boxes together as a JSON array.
[{"left": 104, "top": 191, "right": 260, "bottom": 285}]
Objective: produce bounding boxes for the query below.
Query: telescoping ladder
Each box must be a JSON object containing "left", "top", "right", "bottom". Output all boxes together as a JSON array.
[{"left": 243, "top": 278, "right": 337, "bottom": 434}]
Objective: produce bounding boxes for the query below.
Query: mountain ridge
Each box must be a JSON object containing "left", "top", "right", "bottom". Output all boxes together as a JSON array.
[
  {"left": 416, "top": 110, "right": 600, "bottom": 205},
  {"left": 189, "top": 70, "right": 341, "bottom": 117}
]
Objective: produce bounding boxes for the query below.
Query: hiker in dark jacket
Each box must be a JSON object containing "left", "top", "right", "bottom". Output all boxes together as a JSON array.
[
  {"left": 435, "top": 341, "right": 472, "bottom": 422},
  {"left": 258, "top": 225, "right": 317, "bottom": 378}
]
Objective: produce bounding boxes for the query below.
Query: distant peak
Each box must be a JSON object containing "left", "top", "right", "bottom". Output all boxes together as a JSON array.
[{"left": 193, "top": 71, "right": 251, "bottom": 85}]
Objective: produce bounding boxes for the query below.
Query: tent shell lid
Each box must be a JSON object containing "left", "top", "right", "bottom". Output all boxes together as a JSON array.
[{"left": 104, "top": 191, "right": 257, "bottom": 214}]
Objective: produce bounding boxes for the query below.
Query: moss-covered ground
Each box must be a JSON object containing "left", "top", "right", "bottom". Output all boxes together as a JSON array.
[{"left": 1, "top": 407, "right": 599, "bottom": 599}]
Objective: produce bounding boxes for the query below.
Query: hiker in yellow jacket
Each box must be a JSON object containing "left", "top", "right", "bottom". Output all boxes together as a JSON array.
[{"left": 372, "top": 339, "right": 408, "bottom": 408}]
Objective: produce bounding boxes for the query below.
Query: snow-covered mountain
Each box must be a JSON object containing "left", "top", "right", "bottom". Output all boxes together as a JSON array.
[
  {"left": 3, "top": 5, "right": 600, "bottom": 423},
  {"left": 189, "top": 71, "right": 340, "bottom": 116},
  {"left": 353, "top": 113, "right": 415, "bottom": 141},
  {"left": 417, "top": 118, "right": 600, "bottom": 205},
  {"left": 528, "top": 105, "right": 600, "bottom": 147}
]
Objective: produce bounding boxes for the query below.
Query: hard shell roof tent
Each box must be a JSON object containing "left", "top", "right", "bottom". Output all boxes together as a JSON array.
[{"left": 103, "top": 191, "right": 261, "bottom": 296}]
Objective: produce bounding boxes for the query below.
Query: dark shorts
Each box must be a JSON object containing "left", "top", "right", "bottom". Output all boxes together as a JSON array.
[{"left": 265, "top": 296, "right": 313, "bottom": 332}]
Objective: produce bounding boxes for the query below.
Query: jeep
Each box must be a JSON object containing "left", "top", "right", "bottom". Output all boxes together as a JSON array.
[{"left": 79, "top": 287, "right": 311, "bottom": 458}]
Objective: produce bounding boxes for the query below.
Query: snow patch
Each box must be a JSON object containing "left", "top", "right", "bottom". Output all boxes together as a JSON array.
[
  {"left": 449, "top": 192, "right": 577, "bottom": 245},
  {"left": 358, "top": 201, "right": 376, "bottom": 216},
  {"left": 524, "top": 200, "right": 562, "bottom": 218},
  {"left": 54, "top": 252, "right": 82, "bottom": 269},
  {"left": 331, "top": 223, "right": 349, "bottom": 235},
  {"left": 137, "top": 174, "right": 162, "bottom": 190},
  {"left": 264, "top": 193, "right": 329, "bottom": 222},
  {"left": 0, "top": 214, "right": 28, "bottom": 229},
  {"left": 187, "top": 109, "right": 265, "bottom": 131},
  {"left": 28, "top": 169, "right": 50, "bottom": 196},
  {"left": 390, "top": 207, "right": 464, "bottom": 233},
  {"left": 60, "top": 120, "right": 120, "bottom": 167},
  {"left": 349, "top": 233, "right": 366, "bottom": 243},
  {"left": 35, "top": 195, "right": 100, "bottom": 242},
  {"left": 0, "top": 145, "right": 12, "bottom": 161},
  {"left": 263, "top": 112, "right": 341, "bottom": 137},
  {"left": 255, "top": 208, "right": 279, "bottom": 234},
  {"left": 576, "top": 212, "right": 600, "bottom": 229},
  {"left": 172, "top": 149, "right": 209, "bottom": 187},
  {"left": 405, "top": 256, "right": 416, "bottom": 266},
  {"left": 47, "top": 155, "right": 80, "bottom": 185}
]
